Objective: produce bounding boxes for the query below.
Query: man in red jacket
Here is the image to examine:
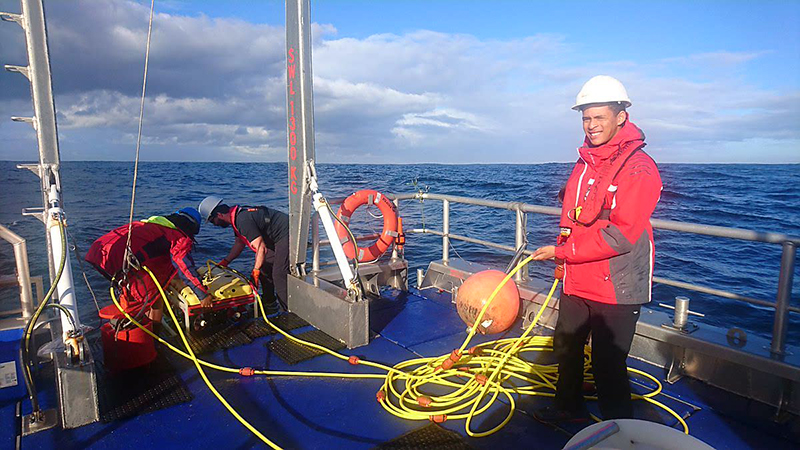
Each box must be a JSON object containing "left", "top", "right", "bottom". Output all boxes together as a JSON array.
[
  {"left": 532, "top": 76, "right": 662, "bottom": 421},
  {"left": 86, "top": 208, "right": 213, "bottom": 329}
]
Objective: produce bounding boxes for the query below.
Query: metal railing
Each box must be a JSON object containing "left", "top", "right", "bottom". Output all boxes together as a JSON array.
[
  {"left": 389, "top": 192, "right": 798, "bottom": 356},
  {"left": 0, "top": 224, "right": 36, "bottom": 319}
]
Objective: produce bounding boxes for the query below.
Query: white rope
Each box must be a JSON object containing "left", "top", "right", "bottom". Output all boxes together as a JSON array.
[{"left": 122, "top": 0, "right": 156, "bottom": 273}]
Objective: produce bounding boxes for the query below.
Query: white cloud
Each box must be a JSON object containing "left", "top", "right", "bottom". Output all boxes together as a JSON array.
[{"left": 0, "top": 0, "right": 797, "bottom": 163}]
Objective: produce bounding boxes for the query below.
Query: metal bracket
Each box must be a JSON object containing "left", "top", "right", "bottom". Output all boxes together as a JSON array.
[
  {"left": 22, "top": 408, "right": 58, "bottom": 436},
  {"left": 11, "top": 116, "right": 35, "bottom": 126},
  {"left": 666, "top": 346, "right": 686, "bottom": 384},
  {"left": 5, "top": 64, "right": 30, "bottom": 79},
  {"left": 22, "top": 207, "right": 45, "bottom": 224},
  {"left": 0, "top": 12, "right": 23, "bottom": 26},
  {"left": 661, "top": 322, "right": 699, "bottom": 334},
  {"left": 16, "top": 163, "right": 41, "bottom": 177}
]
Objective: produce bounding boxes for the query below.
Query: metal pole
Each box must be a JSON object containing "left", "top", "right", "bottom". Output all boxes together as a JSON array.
[
  {"left": 771, "top": 241, "right": 796, "bottom": 356},
  {"left": 514, "top": 208, "right": 526, "bottom": 283},
  {"left": 0, "top": 224, "right": 34, "bottom": 318},
  {"left": 311, "top": 212, "right": 320, "bottom": 273},
  {"left": 391, "top": 198, "right": 399, "bottom": 260},
  {"left": 442, "top": 199, "right": 450, "bottom": 264}
]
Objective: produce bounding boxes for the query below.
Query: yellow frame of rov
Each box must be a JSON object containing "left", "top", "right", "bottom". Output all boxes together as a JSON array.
[{"left": 165, "top": 265, "right": 254, "bottom": 307}]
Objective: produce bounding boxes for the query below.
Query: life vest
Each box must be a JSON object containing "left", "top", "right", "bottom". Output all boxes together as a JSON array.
[
  {"left": 556, "top": 121, "right": 662, "bottom": 305},
  {"left": 230, "top": 205, "right": 256, "bottom": 251},
  {"left": 85, "top": 219, "right": 196, "bottom": 314}
]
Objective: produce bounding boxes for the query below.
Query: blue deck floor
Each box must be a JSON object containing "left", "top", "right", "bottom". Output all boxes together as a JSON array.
[{"left": 4, "top": 288, "right": 799, "bottom": 449}]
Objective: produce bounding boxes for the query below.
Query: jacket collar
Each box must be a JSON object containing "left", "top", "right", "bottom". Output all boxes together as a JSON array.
[{"left": 577, "top": 120, "right": 645, "bottom": 169}]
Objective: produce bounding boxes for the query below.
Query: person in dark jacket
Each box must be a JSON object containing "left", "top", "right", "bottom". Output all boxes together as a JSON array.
[
  {"left": 199, "top": 196, "right": 289, "bottom": 314},
  {"left": 86, "top": 207, "right": 213, "bottom": 328},
  {"left": 532, "top": 76, "right": 662, "bottom": 422}
]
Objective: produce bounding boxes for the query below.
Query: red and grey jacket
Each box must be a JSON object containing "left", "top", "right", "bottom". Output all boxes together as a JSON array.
[
  {"left": 554, "top": 121, "right": 662, "bottom": 305},
  {"left": 85, "top": 217, "right": 208, "bottom": 300}
]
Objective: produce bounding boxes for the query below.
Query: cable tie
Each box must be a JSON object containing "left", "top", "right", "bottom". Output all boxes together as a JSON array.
[
  {"left": 348, "top": 355, "right": 360, "bottom": 365},
  {"left": 417, "top": 396, "right": 432, "bottom": 407},
  {"left": 475, "top": 374, "right": 488, "bottom": 386},
  {"left": 376, "top": 390, "right": 386, "bottom": 403},
  {"left": 429, "top": 414, "right": 447, "bottom": 423},
  {"left": 239, "top": 367, "right": 255, "bottom": 377},
  {"left": 458, "top": 366, "right": 470, "bottom": 373}
]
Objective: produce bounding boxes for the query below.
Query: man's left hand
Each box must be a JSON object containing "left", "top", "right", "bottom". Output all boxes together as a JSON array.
[{"left": 532, "top": 245, "right": 556, "bottom": 261}]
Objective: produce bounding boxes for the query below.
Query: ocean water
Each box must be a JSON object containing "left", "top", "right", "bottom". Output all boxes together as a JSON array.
[{"left": 1, "top": 161, "right": 799, "bottom": 346}]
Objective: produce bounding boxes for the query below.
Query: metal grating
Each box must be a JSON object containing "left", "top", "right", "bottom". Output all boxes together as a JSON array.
[
  {"left": 91, "top": 336, "right": 192, "bottom": 423},
  {"left": 179, "top": 323, "right": 254, "bottom": 355},
  {"left": 375, "top": 423, "right": 475, "bottom": 450},
  {"left": 243, "top": 313, "right": 309, "bottom": 339},
  {"left": 268, "top": 329, "right": 346, "bottom": 365}
]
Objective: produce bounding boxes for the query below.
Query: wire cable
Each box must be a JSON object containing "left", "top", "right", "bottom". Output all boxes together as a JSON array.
[{"left": 122, "top": 0, "right": 156, "bottom": 273}]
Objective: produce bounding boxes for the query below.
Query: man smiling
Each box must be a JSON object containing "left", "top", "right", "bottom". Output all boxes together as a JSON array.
[{"left": 532, "top": 76, "right": 662, "bottom": 421}]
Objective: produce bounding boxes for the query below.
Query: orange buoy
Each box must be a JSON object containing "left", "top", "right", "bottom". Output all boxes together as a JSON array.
[{"left": 456, "top": 270, "right": 520, "bottom": 334}]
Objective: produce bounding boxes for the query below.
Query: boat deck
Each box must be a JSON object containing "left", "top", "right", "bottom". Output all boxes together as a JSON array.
[{"left": 3, "top": 288, "right": 799, "bottom": 449}]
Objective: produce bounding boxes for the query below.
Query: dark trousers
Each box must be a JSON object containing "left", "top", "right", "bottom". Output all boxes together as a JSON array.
[
  {"left": 258, "top": 237, "right": 290, "bottom": 310},
  {"left": 554, "top": 291, "right": 641, "bottom": 419}
]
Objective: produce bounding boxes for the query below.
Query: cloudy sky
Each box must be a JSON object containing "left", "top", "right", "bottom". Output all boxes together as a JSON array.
[{"left": 0, "top": 0, "right": 798, "bottom": 163}]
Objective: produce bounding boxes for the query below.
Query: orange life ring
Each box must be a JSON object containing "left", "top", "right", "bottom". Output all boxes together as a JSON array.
[{"left": 335, "top": 190, "right": 398, "bottom": 262}]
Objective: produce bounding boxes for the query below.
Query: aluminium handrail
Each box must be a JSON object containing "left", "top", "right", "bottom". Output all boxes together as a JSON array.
[
  {"left": 0, "top": 224, "right": 35, "bottom": 318},
  {"left": 388, "top": 191, "right": 798, "bottom": 355}
]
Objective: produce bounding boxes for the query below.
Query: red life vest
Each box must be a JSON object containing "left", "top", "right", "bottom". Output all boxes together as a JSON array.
[
  {"left": 85, "top": 221, "right": 196, "bottom": 310},
  {"left": 229, "top": 205, "right": 256, "bottom": 251}
]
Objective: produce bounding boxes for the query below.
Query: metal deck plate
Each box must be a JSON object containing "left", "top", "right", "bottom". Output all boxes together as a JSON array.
[
  {"left": 375, "top": 423, "right": 475, "bottom": 449},
  {"left": 268, "top": 329, "right": 346, "bottom": 365}
]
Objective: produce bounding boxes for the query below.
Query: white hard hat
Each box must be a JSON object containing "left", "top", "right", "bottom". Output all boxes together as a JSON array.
[
  {"left": 572, "top": 75, "right": 632, "bottom": 110},
  {"left": 198, "top": 195, "right": 223, "bottom": 222}
]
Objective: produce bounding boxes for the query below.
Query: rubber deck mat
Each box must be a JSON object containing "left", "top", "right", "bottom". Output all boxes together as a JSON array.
[
  {"left": 267, "top": 328, "right": 346, "bottom": 365},
  {"left": 375, "top": 423, "right": 475, "bottom": 450},
  {"left": 89, "top": 335, "right": 193, "bottom": 423},
  {"left": 242, "top": 313, "right": 309, "bottom": 339}
]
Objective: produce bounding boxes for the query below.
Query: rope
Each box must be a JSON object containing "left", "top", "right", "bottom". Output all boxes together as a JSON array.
[
  {"left": 122, "top": 0, "right": 156, "bottom": 273},
  {"left": 66, "top": 228, "right": 101, "bottom": 313}
]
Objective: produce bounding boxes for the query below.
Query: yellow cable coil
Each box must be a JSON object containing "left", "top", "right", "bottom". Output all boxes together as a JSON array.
[{"left": 107, "top": 257, "right": 688, "bottom": 449}]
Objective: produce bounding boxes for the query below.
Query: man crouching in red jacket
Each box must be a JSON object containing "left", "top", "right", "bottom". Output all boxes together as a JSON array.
[{"left": 533, "top": 75, "right": 662, "bottom": 422}]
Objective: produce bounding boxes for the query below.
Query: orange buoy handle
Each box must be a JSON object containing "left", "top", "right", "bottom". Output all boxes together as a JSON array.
[{"left": 334, "top": 190, "right": 399, "bottom": 262}]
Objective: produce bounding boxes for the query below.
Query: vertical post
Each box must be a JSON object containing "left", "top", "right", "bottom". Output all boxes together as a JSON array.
[
  {"left": 285, "top": 0, "right": 315, "bottom": 276},
  {"left": 514, "top": 208, "right": 526, "bottom": 283},
  {"left": 391, "top": 198, "right": 399, "bottom": 260},
  {"left": 312, "top": 212, "right": 320, "bottom": 273},
  {"left": 442, "top": 199, "right": 450, "bottom": 264},
  {"left": 771, "top": 241, "right": 796, "bottom": 356}
]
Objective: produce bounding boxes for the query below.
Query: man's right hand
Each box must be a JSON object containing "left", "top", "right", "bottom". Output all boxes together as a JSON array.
[
  {"left": 532, "top": 245, "right": 556, "bottom": 261},
  {"left": 200, "top": 294, "right": 214, "bottom": 308},
  {"left": 250, "top": 268, "right": 261, "bottom": 289}
]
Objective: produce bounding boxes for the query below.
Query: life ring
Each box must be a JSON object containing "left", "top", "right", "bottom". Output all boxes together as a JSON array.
[{"left": 335, "top": 190, "right": 399, "bottom": 262}]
